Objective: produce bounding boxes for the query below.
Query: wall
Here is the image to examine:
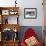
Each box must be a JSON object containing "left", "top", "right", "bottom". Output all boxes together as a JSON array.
[
  {"left": 0, "top": 0, "right": 44, "bottom": 26},
  {"left": 17, "top": 0, "right": 43, "bottom": 26},
  {"left": 18, "top": 26, "right": 43, "bottom": 43}
]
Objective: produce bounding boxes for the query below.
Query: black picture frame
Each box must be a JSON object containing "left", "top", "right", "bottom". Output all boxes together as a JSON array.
[{"left": 24, "top": 8, "right": 37, "bottom": 19}]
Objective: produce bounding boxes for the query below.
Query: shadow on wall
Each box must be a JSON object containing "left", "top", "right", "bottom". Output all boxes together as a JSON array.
[{"left": 18, "top": 26, "right": 43, "bottom": 44}]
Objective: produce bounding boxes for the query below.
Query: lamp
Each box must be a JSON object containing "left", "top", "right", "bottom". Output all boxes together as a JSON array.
[{"left": 15, "top": 0, "right": 17, "bottom": 7}]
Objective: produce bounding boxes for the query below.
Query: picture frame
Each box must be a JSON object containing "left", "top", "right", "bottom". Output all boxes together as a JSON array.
[
  {"left": 9, "top": 10, "right": 18, "bottom": 15},
  {"left": 24, "top": 8, "right": 37, "bottom": 19},
  {"left": 2, "top": 10, "right": 9, "bottom": 15}
]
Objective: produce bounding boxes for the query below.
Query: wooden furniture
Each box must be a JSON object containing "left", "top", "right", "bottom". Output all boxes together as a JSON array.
[
  {"left": 0, "top": 7, "right": 19, "bottom": 24},
  {"left": 0, "top": 7, "right": 19, "bottom": 46},
  {"left": 2, "top": 40, "right": 19, "bottom": 46}
]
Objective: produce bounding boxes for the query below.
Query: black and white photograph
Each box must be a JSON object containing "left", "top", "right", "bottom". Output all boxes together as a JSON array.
[{"left": 24, "top": 8, "right": 37, "bottom": 19}]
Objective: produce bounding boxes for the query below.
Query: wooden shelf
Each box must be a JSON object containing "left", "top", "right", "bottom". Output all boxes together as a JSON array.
[
  {"left": 0, "top": 7, "right": 19, "bottom": 10},
  {"left": 0, "top": 24, "right": 20, "bottom": 32},
  {"left": 2, "top": 40, "right": 19, "bottom": 42},
  {"left": 0, "top": 40, "right": 19, "bottom": 46},
  {"left": 0, "top": 7, "right": 20, "bottom": 46}
]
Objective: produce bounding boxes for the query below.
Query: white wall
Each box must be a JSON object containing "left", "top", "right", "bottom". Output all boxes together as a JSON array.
[
  {"left": 17, "top": 0, "right": 44, "bottom": 26},
  {"left": 0, "top": 0, "right": 43, "bottom": 26}
]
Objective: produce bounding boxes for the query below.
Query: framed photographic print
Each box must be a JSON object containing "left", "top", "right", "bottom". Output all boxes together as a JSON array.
[
  {"left": 2, "top": 10, "right": 9, "bottom": 15},
  {"left": 9, "top": 9, "right": 18, "bottom": 15},
  {"left": 24, "top": 8, "right": 37, "bottom": 19}
]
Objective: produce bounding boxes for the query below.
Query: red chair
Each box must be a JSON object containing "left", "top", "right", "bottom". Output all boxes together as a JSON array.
[{"left": 21, "top": 28, "right": 41, "bottom": 46}]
